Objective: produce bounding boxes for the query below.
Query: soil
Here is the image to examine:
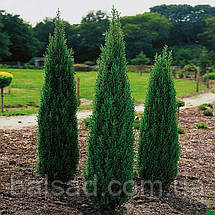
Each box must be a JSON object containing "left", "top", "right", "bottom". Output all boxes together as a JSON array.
[{"left": 0, "top": 108, "right": 214, "bottom": 215}]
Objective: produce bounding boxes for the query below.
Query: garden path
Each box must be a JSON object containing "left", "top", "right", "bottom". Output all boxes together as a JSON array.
[{"left": 0, "top": 92, "right": 215, "bottom": 129}]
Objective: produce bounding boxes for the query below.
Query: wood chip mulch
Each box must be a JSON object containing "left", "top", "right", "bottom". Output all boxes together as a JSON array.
[{"left": 0, "top": 108, "right": 214, "bottom": 215}]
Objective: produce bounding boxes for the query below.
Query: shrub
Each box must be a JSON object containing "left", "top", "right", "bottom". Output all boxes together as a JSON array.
[
  {"left": 85, "top": 8, "right": 135, "bottom": 212},
  {"left": 83, "top": 117, "right": 92, "bottom": 128},
  {"left": 206, "top": 103, "right": 213, "bottom": 109},
  {"left": 178, "top": 127, "right": 185, "bottom": 134},
  {"left": 74, "top": 64, "right": 94, "bottom": 72},
  {"left": 135, "top": 111, "right": 144, "bottom": 119},
  {"left": 203, "top": 73, "right": 215, "bottom": 82},
  {"left": 198, "top": 104, "right": 208, "bottom": 110},
  {"left": 196, "top": 123, "right": 207, "bottom": 129},
  {"left": 133, "top": 119, "right": 141, "bottom": 130},
  {"left": 176, "top": 99, "right": 185, "bottom": 108},
  {"left": 0, "top": 72, "right": 13, "bottom": 112},
  {"left": 203, "top": 109, "right": 213, "bottom": 116},
  {"left": 83, "top": 61, "right": 96, "bottom": 66},
  {"left": 137, "top": 47, "right": 180, "bottom": 190},
  {"left": 0, "top": 72, "right": 13, "bottom": 89},
  {"left": 130, "top": 51, "right": 151, "bottom": 65},
  {"left": 207, "top": 208, "right": 215, "bottom": 215},
  {"left": 179, "top": 72, "right": 184, "bottom": 78},
  {"left": 184, "top": 63, "right": 198, "bottom": 73},
  {"left": 199, "top": 103, "right": 213, "bottom": 110},
  {"left": 37, "top": 11, "right": 79, "bottom": 183}
]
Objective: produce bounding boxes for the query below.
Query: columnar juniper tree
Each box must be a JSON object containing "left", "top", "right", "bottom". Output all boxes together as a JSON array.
[
  {"left": 37, "top": 11, "right": 79, "bottom": 183},
  {"left": 137, "top": 47, "right": 180, "bottom": 189},
  {"left": 85, "top": 8, "right": 135, "bottom": 212}
]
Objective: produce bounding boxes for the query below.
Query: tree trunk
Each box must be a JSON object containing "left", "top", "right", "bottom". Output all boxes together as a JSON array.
[{"left": 1, "top": 88, "right": 4, "bottom": 113}]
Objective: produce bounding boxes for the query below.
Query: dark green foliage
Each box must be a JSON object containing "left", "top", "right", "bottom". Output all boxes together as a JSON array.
[
  {"left": 137, "top": 47, "right": 180, "bottom": 189},
  {"left": 85, "top": 8, "right": 135, "bottom": 212},
  {"left": 83, "top": 117, "right": 92, "bottom": 128},
  {"left": 37, "top": 11, "right": 79, "bottom": 183},
  {"left": 179, "top": 72, "right": 184, "bottom": 78},
  {"left": 198, "top": 104, "right": 208, "bottom": 110},
  {"left": 130, "top": 51, "right": 151, "bottom": 65},
  {"left": 176, "top": 99, "right": 185, "bottom": 108},
  {"left": 196, "top": 123, "right": 207, "bottom": 129},
  {"left": 207, "top": 208, "right": 215, "bottom": 215},
  {"left": 203, "top": 109, "right": 213, "bottom": 116},
  {"left": 1, "top": 11, "right": 40, "bottom": 62},
  {"left": 0, "top": 12, "right": 11, "bottom": 61},
  {"left": 83, "top": 61, "right": 96, "bottom": 66},
  {"left": 184, "top": 63, "right": 198, "bottom": 73},
  {"left": 0, "top": 73, "right": 13, "bottom": 88},
  {"left": 133, "top": 120, "right": 141, "bottom": 130},
  {"left": 206, "top": 103, "right": 213, "bottom": 109},
  {"left": 203, "top": 73, "right": 215, "bottom": 82},
  {"left": 178, "top": 127, "right": 185, "bottom": 134},
  {"left": 133, "top": 112, "right": 144, "bottom": 130}
]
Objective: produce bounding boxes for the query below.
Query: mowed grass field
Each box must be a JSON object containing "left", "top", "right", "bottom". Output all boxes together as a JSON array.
[{"left": 0, "top": 68, "right": 206, "bottom": 115}]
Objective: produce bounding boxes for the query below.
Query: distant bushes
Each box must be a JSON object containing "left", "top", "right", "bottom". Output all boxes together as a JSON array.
[
  {"left": 74, "top": 64, "right": 97, "bottom": 72},
  {"left": 203, "top": 73, "right": 215, "bottom": 82},
  {"left": 0, "top": 63, "right": 40, "bottom": 69}
]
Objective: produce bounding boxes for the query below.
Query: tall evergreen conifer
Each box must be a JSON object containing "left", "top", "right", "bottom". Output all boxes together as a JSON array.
[
  {"left": 85, "top": 8, "right": 135, "bottom": 212},
  {"left": 137, "top": 47, "right": 180, "bottom": 189},
  {"left": 37, "top": 11, "right": 79, "bottom": 182}
]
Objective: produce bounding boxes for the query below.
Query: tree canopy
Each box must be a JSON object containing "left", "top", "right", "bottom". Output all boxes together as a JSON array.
[{"left": 0, "top": 5, "right": 215, "bottom": 66}]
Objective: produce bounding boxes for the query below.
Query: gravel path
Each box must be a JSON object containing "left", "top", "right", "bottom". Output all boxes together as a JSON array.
[{"left": 0, "top": 92, "right": 214, "bottom": 129}]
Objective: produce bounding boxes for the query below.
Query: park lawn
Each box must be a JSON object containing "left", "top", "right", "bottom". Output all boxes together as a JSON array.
[{"left": 0, "top": 69, "right": 206, "bottom": 114}]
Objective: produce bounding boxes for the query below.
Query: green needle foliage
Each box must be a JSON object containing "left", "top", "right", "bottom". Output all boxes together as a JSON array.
[
  {"left": 85, "top": 8, "right": 135, "bottom": 212},
  {"left": 137, "top": 47, "right": 180, "bottom": 189},
  {"left": 37, "top": 11, "right": 79, "bottom": 183}
]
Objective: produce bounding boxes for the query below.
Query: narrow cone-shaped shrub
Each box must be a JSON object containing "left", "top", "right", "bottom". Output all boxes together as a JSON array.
[
  {"left": 85, "top": 8, "right": 135, "bottom": 212},
  {"left": 137, "top": 47, "right": 180, "bottom": 189},
  {"left": 37, "top": 11, "right": 78, "bottom": 183}
]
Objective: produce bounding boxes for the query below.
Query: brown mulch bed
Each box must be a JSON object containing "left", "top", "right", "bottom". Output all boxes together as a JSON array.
[{"left": 0, "top": 108, "right": 214, "bottom": 215}]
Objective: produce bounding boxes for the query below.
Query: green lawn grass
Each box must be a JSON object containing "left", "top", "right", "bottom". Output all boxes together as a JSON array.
[{"left": 0, "top": 68, "right": 206, "bottom": 115}]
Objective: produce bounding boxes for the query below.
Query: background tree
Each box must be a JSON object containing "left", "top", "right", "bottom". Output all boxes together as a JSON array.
[
  {"left": 0, "top": 11, "right": 11, "bottom": 61},
  {"left": 85, "top": 8, "right": 134, "bottom": 212},
  {"left": 1, "top": 11, "right": 40, "bottom": 62},
  {"left": 200, "top": 17, "right": 215, "bottom": 51},
  {"left": 198, "top": 47, "right": 211, "bottom": 75},
  {"left": 34, "top": 18, "right": 55, "bottom": 57},
  {"left": 137, "top": 47, "right": 180, "bottom": 189},
  {"left": 37, "top": 12, "right": 79, "bottom": 182},
  {"left": 150, "top": 4, "right": 215, "bottom": 46},
  {"left": 121, "top": 12, "right": 172, "bottom": 60},
  {"left": 130, "top": 51, "right": 151, "bottom": 65},
  {"left": 78, "top": 10, "right": 109, "bottom": 62}
]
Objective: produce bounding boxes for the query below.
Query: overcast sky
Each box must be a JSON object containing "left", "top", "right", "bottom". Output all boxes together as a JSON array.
[{"left": 1, "top": 0, "right": 215, "bottom": 26}]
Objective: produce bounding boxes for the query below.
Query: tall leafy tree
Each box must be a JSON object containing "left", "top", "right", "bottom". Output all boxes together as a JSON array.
[
  {"left": 78, "top": 10, "right": 109, "bottom": 62},
  {"left": 137, "top": 47, "right": 180, "bottom": 189},
  {"left": 151, "top": 4, "right": 215, "bottom": 46},
  {"left": 37, "top": 11, "right": 79, "bottom": 182},
  {"left": 0, "top": 11, "right": 11, "bottom": 61},
  {"left": 34, "top": 18, "right": 80, "bottom": 60},
  {"left": 34, "top": 18, "right": 55, "bottom": 57},
  {"left": 85, "top": 8, "right": 134, "bottom": 212},
  {"left": 1, "top": 11, "right": 40, "bottom": 62},
  {"left": 201, "top": 17, "right": 215, "bottom": 51},
  {"left": 121, "top": 12, "right": 172, "bottom": 60}
]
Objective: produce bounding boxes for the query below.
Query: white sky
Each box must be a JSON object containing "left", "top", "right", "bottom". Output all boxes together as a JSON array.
[{"left": 1, "top": 0, "right": 215, "bottom": 26}]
